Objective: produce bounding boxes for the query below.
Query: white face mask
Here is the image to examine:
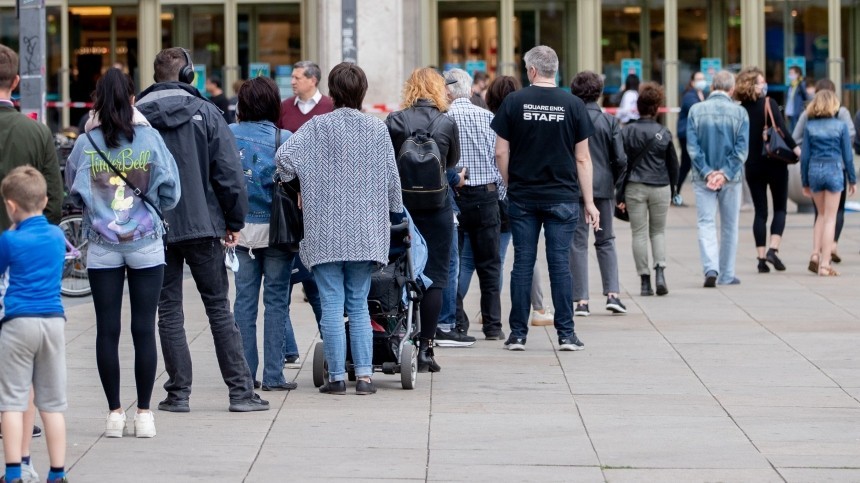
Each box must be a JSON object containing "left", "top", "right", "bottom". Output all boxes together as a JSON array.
[
  {"left": 693, "top": 80, "right": 707, "bottom": 91},
  {"left": 760, "top": 83, "right": 769, "bottom": 96},
  {"left": 788, "top": 73, "right": 799, "bottom": 82}
]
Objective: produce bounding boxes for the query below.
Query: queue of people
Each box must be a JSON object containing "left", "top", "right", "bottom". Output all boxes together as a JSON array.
[{"left": 2, "top": 37, "right": 860, "bottom": 483}]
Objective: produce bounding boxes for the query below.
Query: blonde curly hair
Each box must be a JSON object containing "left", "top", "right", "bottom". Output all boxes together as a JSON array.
[
  {"left": 734, "top": 67, "right": 764, "bottom": 103},
  {"left": 401, "top": 67, "right": 449, "bottom": 112}
]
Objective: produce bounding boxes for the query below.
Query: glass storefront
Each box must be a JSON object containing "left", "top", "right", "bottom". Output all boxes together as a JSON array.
[
  {"left": 842, "top": 1, "right": 860, "bottom": 112},
  {"left": 677, "top": 0, "right": 740, "bottom": 88},
  {"left": 601, "top": 0, "right": 665, "bottom": 100},
  {"left": 515, "top": 1, "right": 570, "bottom": 87},
  {"left": 437, "top": 2, "right": 502, "bottom": 77},
  {"left": 238, "top": 5, "right": 302, "bottom": 80},
  {"left": 764, "top": 0, "right": 828, "bottom": 104}
]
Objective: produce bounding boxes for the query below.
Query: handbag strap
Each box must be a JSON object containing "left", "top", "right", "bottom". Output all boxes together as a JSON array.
[
  {"left": 85, "top": 131, "right": 167, "bottom": 226},
  {"left": 764, "top": 97, "right": 784, "bottom": 137}
]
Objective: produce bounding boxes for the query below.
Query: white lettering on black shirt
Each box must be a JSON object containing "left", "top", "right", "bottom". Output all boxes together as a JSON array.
[{"left": 522, "top": 104, "right": 566, "bottom": 122}]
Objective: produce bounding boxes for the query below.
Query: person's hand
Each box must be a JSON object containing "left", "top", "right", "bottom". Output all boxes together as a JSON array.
[
  {"left": 793, "top": 146, "right": 801, "bottom": 158},
  {"left": 616, "top": 202, "right": 626, "bottom": 212},
  {"left": 457, "top": 168, "right": 467, "bottom": 188},
  {"left": 802, "top": 186, "right": 811, "bottom": 198},
  {"left": 850, "top": 184, "right": 857, "bottom": 197},
  {"left": 706, "top": 172, "right": 725, "bottom": 191},
  {"left": 224, "top": 230, "right": 239, "bottom": 248},
  {"left": 584, "top": 202, "right": 601, "bottom": 231}
]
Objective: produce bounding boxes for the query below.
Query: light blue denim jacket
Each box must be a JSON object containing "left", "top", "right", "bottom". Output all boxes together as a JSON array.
[
  {"left": 800, "top": 117, "right": 857, "bottom": 187},
  {"left": 686, "top": 91, "right": 750, "bottom": 183},
  {"left": 229, "top": 121, "right": 292, "bottom": 223}
]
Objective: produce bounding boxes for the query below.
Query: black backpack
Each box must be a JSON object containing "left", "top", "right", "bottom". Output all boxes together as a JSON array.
[{"left": 397, "top": 113, "right": 447, "bottom": 210}]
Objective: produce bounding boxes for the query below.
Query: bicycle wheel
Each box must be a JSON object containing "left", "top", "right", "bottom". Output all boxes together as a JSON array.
[{"left": 59, "top": 215, "right": 91, "bottom": 297}]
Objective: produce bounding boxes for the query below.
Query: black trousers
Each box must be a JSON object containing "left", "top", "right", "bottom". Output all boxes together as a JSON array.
[
  {"left": 746, "top": 161, "right": 789, "bottom": 247},
  {"left": 90, "top": 265, "right": 163, "bottom": 411},
  {"left": 456, "top": 188, "right": 501, "bottom": 333},
  {"left": 678, "top": 136, "right": 692, "bottom": 192}
]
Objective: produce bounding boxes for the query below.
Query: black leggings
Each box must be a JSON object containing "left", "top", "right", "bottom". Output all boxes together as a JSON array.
[
  {"left": 89, "top": 265, "right": 164, "bottom": 410},
  {"left": 678, "top": 137, "right": 692, "bottom": 192},
  {"left": 420, "top": 287, "right": 442, "bottom": 340},
  {"left": 746, "top": 161, "right": 788, "bottom": 247}
]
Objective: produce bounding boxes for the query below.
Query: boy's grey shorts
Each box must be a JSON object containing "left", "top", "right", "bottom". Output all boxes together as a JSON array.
[{"left": 0, "top": 317, "right": 67, "bottom": 412}]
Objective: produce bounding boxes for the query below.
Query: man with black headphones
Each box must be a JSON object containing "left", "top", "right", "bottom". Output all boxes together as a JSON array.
[{"left": 136, "top": 47, "right": 266, "bottom": 413}]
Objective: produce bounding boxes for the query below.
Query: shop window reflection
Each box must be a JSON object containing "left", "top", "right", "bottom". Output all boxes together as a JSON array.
[{"left": 764, "top": 0, "right": 828, "bottom": 105}]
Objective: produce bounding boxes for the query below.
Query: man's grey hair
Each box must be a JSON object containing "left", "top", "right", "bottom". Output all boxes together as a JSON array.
[
  {"left": 444, "top": 69, "right": 473, "bottom": 99},
  {"left": 711, "top": 70, "right": 735, "bottom": 93},
  {"left": 523, "top": 45, "right": 558, "bottom": 79},
  {"left": 294, "top": 60, "right": 322, "bottom": 86}
]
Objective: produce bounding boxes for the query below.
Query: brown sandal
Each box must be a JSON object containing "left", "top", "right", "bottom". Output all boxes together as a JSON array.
[
  {"left": 818, "top": 265, "right": 839, "bottom": 277},
  {"left": 808, "top": 254, "right": 820, "bottom": 274},
  {"left": 831, "top": 252, "right": 842, "bottom": 264}
]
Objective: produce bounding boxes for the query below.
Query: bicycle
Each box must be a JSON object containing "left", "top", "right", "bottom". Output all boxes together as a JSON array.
[{"left": 59, "top": 213, "right": 90, "bottom": 297}]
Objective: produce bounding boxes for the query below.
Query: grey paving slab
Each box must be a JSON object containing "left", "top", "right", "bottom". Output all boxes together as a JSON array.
[
  {"left": 248, "top": 446, "right": 427, "bottom": 481},
  {"left": 603, "top": 468, "right": 784, "bottom": 483},
  {"left": 428, "top": 463, "right": 604, "bottom": 482},
  {"left": 779, "top": 468, "right": 860, "bottom": 483},
  {"left": 710, "top": 385, "right": 860, "bottom": 408}
]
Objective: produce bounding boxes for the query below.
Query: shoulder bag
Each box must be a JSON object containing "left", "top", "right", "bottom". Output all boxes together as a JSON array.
[
  {"left": 269, "top": 130, "right": 303, "bottom": 252},
  {"left": 763, "top": 97, "right": 799, "bottom": 164},
  {"left": 615, "top": 126, "right": 667, "bottom": 222},
  {"left": 85, "top": 132, "right": 169, "bottom": 233}
]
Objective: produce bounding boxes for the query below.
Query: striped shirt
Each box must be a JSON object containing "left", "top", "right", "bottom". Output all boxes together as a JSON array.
[{"left": 446, "top": 97, "right": 506, "bottom": 200}]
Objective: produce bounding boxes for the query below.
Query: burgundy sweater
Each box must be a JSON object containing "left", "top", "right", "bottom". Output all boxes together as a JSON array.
[{"left": 278, "top": 95, "right": 335, "bottom": 133}]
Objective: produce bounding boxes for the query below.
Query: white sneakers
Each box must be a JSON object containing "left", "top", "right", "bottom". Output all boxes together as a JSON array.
[
  {"left": 133, "top": 411, "right": 156, "bottom": 438},
  {"left": 104, "top": 410, "right": 156, "bottom": 438},
  {"left": 104, "top": 411, "right": 126, "bottom": 438},
  {"left": 530, "top": 309, "right": 554, "bottom": 326}
]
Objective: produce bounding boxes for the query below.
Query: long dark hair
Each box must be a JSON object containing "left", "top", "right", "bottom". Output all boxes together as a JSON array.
[
  {"left": 93, "top": 68, "right": 135, "bottom": 148},
  {"left": 485, "top": 75, "right": 520, "bottom": 114}
]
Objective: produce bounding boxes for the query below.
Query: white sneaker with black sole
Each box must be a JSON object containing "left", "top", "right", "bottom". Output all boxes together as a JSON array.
[
  {"left": 559, "top": 335, "right": 585, "bottom": 351},
  {"left": 605, "top": 296, "right": 627, "bottom": 314}
]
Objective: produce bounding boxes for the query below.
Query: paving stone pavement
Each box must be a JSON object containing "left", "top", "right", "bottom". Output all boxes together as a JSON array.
[{"left": 7, "top": 196, "right": 860, "bottom": 482}]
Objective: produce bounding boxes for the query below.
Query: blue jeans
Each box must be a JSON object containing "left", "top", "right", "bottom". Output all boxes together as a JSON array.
[
  {"left": 438, "top": 226, "right": 459, "bottom": 331},
  {"left": 313, "top": 261, "right": 375, "bottom": 381},
  {"left": 285, "top": 258, "right": 322, "bottom": 355},
  {"left": 508, "top": 200, "right": 578, "bottom": 339},
  {"left": 693, "top": 180, "right": 742, "bottom": 284},
  {"left": 233, "top": 247, "right": 295, "bottom": 386}
]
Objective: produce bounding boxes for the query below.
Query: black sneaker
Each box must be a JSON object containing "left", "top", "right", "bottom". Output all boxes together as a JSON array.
[
  {"left": 157, "top": 398, "right": 191, "bottom": 413},
  {"left": 262, "top": 381, "right": 298, "bottom": 391},
  {"left": 559, "top": 335, "right": 585, "bottom": 351},
  {"left": 704, "top": 270, "right": 717, "bottom": 288},
  {"left": 253, "top": 380, "right": 261, "bottom": 389},
  {"left": 484, "top": 329, "right": 506, "bottom": 341},
  {"left": 573, "top": 303, "right": 590, "bottom": 317},
  {"left": 355, "top": 379, "right": 377, "bottom": 395},
  {"left": 435, "top": 328, "right": 476, "bottom": 347},
  {"left": 503, "top": 336, "right": 526, "bottom": 351},
  {"left": 229, "top": 394, "right": 270, "bottom": 412},
  {"left": 605, "top": 296, "right": 627, "bottom": 314}
]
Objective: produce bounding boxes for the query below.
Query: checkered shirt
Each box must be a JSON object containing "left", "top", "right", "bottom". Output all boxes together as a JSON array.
[{"left": 445, "top": 97, "right": 507, "bottom": 200}]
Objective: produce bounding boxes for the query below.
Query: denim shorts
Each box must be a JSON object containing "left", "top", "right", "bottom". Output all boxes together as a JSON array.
[
  {"left": 808, "top": 161, "right": 845, "bottom": 193},
  {"left": 87, "top": 239, "right": 165, "bottom": 270}
]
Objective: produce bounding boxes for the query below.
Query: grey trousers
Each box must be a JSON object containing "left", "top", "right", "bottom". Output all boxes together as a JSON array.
[
  {"left": 571, "top": 198, "right": 620, "bottom": 301},
  {"left": 625, "top": 182, "right": 671, "bottom": 275}
]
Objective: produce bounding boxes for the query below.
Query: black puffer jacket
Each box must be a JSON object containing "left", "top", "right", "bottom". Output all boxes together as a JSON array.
[
  {"left": 620, "top": 118, "right": 679, "bottom": 202},
  {"left": 136, "top": 82, "right": 248, "bottom": 243},
  {"left": 585, "top": 102, "right": 627, "bottom": 200}
]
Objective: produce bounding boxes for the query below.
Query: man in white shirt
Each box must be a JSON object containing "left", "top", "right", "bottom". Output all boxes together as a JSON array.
[{"left": 277, "top": 61, "right": 334, "bottom": 132}]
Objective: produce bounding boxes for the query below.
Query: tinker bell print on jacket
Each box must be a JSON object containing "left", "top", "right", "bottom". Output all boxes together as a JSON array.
[{"left": 66, "top": 108, "right": 181, "bottom": 248}]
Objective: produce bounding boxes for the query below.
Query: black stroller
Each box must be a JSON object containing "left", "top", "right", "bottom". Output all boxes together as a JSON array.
[{"left": 312, "top": 220, "right": 423, "bottom": 390}]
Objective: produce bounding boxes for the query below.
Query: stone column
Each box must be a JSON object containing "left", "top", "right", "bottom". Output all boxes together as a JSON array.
[
  {"left": 828, "top": 0, "right": 843, "bottom": 97},
  {"left": 664, "top": 0, "right": 678, "bottom": 136},
  {"left": 223, "top": 0, "right": 238, "bottom": 89},
  {"left": 499, "top": 0, "right": 515, "bottom": 76},
  {"left": 61, "top": 0, "right": 69, "bottom": 126},
  {"left": 576, "top": 0, "right": 600, "bottom": 73},
  {"left": 138, "top": 0, "right": 161, "bottom": 91},
  {"left": 741, "top": 0, "right": 764, "bottom": 70}
]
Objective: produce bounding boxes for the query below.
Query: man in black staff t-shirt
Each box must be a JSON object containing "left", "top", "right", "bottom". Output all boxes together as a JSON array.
[{"left": 491, "top": 45, "right": 600, "bottom": 352}]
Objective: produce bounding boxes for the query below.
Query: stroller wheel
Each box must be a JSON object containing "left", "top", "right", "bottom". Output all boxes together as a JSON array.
[
  {"left": 312, "top": 342, "right": 327, "bottom": 388},
  {"left": 400, "top": 342, "right": 417, "bottom": 390}
]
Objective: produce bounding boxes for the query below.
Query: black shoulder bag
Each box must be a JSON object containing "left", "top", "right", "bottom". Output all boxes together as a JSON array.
[
  {"left": 85, "top": 131, "right": 169, "bottom": 232},
  {"left": 615, "top": 127, "right": 667, "bottom": 222},
  {"left": 269, "top": 130, "right": 304, "bottom": 252}
]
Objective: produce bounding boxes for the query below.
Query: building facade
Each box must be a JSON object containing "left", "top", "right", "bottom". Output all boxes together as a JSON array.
[{"left": 1, "top": 0, "right": 858, "bottom": 132}]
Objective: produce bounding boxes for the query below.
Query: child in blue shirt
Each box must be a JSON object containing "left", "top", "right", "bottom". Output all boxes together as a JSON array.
[{"left": 0, "top": 166, "right": 68, "bottom": 483}]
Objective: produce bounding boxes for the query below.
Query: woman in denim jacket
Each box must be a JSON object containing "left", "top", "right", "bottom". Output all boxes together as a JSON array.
[
  {"left": 801, "top": 90, "right": 856, "bottom": 276},
  {"left": 66, "top": 68, "right": 180, "bottom": 438},
  {"left": 228, "top": 77, "right": 296, "bottom": 391}
]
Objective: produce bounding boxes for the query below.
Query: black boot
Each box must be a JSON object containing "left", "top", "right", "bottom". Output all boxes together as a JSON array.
[
  {"left": 655, "top": 266, "right": 668, "bottom": 296},
  {"left": 418, "top": 338, "right": 441, "bottom": 373},
  {"left": 640, "top": 274, "right": 654, "bottom": 296}
]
